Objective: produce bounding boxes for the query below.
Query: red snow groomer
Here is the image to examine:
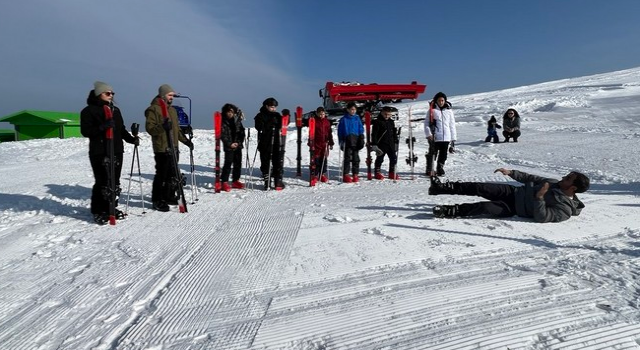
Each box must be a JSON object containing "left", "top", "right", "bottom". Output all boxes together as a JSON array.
[{"left": 305, "top": 81, "right": 427, "bottom": 125}]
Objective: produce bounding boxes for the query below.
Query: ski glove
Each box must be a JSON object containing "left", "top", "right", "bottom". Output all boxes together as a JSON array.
[
  {"left": 184, "top": 140, "right": 194, "bottom": 150},
  {"left": 371, "top": 145, "right": 384, "bottom": 157},
  {"left": 162, "top": 119, "right": 172, "bottom": 131},
  {"left": 99, "top": 119, "right": 115, "bottom": 131},
  {"left": 448, "top": 141, "right": 455, "bottom": 154},
  {"left": 133, "top": 136, "right": 140, "bottom": 146}
]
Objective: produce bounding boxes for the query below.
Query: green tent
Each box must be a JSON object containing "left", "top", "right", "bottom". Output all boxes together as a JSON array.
[{"left": 0, "top": 110, "right": 81, "bottom": 141}]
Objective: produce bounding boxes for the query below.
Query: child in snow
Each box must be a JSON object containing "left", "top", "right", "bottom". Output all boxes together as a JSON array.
[
  {"left": 337, "top": 101, "right": 365, "bottom": 183},
  {"left": 220, "top": 103, "right": 246, "bottom": 192},
  {"left": 310, "top": 107, "right": 334, "bottom": 186},
  {"left": 254, "top": 98, "right": 284, "bottom": 189},
  {"left": 371, "top": 106, "right": 399, "bottom": 180},
  {"left": 485, "top": 115, "right": 501, "bottom": 143}
]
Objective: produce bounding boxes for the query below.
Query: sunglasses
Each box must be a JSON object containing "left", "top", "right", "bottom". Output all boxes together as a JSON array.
[{"left": 103, "top": 92, "right": 115, "bottom": 96}]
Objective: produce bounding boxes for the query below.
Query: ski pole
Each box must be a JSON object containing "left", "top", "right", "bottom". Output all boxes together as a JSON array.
[
  {"left": 319, "top": 143, "right": 329, "bottom": 187},
  {"left": 249, "top": 128, "right": 260, "bottom": 190},
  {"left": 338, "top": 144, "right": 342, "bottom": 182},
  {"left": 244, "top": 128, "right": 250, "bottom": 189},
  {"left": 124, "top": 123, "right": 139, "bottom": 214},
  {"left": 188, "top": 128, "right": 198, "bottom": 203}
]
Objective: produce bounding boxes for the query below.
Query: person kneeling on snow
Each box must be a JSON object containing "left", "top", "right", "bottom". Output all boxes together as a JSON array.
[{"left": 429, "top": 168, "right": 589, "bottom": 223}]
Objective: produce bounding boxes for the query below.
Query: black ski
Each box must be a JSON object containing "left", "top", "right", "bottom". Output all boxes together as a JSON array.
[
  {"left": 158, "top": 98, "right": 188, "bottom": 213},
  {"left": 103, "top": 104, "right": 117, "bottom": 225}
]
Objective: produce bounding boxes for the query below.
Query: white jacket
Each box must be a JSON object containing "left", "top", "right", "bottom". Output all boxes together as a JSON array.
[{"left": 424, "top": 104, "right": 457, "bottom": 142}]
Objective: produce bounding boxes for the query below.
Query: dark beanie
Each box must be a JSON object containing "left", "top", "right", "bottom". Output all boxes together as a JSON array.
[
  {"left": 158, "top": 84, "right": 175, "bottom": 97},
  {"left": 433, "top": 92, "right": 447, "bottom": 101}
]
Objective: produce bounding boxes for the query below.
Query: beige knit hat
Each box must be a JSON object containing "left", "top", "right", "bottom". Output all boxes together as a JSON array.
[{"left": 93, "top": 81, "right": 113, "bottom": 96}]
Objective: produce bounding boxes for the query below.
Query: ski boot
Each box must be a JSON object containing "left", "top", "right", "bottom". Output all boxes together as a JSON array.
[
  {"left": 388, "top": 172, "right": 400, "bottom": 180},
  {"left": 310, "top": 176, "right": 318, "bottom": 187},
  {"left": 374, "top": 172, "right": 385, "bottom": 180},
  {"left": 231, "top": 181, "right": 245, "bottom": 189},
  {"left": 320, "top": 174, "right": 329, "bottom": 183},
  {"left": 429, "top": 177, "right": 459, "bottom": 195},
  {"left": 93, "top": 213, "right": 109, "bottom": 225},
  {"left": 342, "top": 174, "right": 353, "bottom": 183},
  {"left": 221, "top": 183, "right": 232, "bottom": 192},
  {"left": 352, "top": 174, "right": 359, "bottom": 183},
  {"left": 433, "top": 204, "right": 459, "bottom": 218}
]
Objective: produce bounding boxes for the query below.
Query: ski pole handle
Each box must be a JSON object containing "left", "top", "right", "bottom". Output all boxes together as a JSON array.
[{"left": 131, "top": 123, "right": 139, "bottom": 136}]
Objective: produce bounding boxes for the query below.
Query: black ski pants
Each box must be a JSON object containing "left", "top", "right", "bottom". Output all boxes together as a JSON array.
[
  {"left": 152, "top": 151, "right": 178, "bottom": 203},
  {"left": 427, "top": 141, "right": 450, "bottom": 172},
  {"left": 89, "top": 153, "right": 124, "bottom": 215},
  {"left": 503, "top": 130, "right": 521, "bottom": 141},
  {"left": 222, "top": 149, "right": 243, "bottom": 182},
  {"left": 455, "top": 182, "right": 517, "bottom": 217},
  {"left": 259, "top": 146, "right": 282, "bottom": 180},
  {"left": 374, "top": 144, "right": 397, "bottom": 173},
  {"left": 342, "top": 147, "right": 360, "bottom": 175}
]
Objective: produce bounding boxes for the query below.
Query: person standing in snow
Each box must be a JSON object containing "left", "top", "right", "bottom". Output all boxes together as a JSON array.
[
  {"left": 81, "top": 81, "right": 139, "bottom": 225},
  {"left": 337, "top": 101, "right": 365, "bottom": 183},
  {"left": 254, "top": 97, "right": 284, "bottom": 190},
  {"left": 424, "top": 92, "right": 457, "bottom": 176},
  {"left": 310, "top": 107, "right": 335, "bottom": 185},
  {"left": 145, "top": 84, "right": 194, "bottom": 212},
  {"left": 502, "top": 108, "right": 521, "bottom": 142},
  {"left": 371, "top": 106, "right": 399, "bottom": 180},
  {"left": 429, "top": 168, "right": 589, "bottom": 223},
  {"left": 219, "top": 103, "right": 246, "bottom": 192},
  {"left": 485, "top": 115, "right": 502, "bottom": 143}
]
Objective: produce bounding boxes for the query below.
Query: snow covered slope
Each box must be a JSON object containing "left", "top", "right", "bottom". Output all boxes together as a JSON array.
[{"left": 1, "top": 67, "right": 640, "bottom": 349}]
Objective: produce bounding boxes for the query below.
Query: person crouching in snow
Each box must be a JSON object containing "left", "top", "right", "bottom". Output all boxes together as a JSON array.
[
  {"left": 310, "top": 107, "right": 334, "bottom": 185},
  {"left": 220, "top": 103, "right": 246, "bottom": 191},
  {"left": 485, "top": 115, "right": 501, "bottom": 143},
  {"left": 502, "top": 108, "right": 521, "bottom": 142},
  {"left": 337, "top": 101, "right": 365, "bottom": 183},
  {"left": 429, "top": 168, "right": 589, "bottom": 223},
  {"left": 371, "top": 106, "right": 399, "bottom": 180}
]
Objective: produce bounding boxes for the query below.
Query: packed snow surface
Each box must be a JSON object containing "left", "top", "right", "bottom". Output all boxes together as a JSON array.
[{"left": 1, "top": 68, "right": 640, "bottom": 349}]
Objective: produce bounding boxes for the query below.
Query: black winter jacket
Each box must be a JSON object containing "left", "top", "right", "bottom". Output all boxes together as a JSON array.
[
  {"left": 221, "top": 116, "right": 246, "bottom": 152},
  {"left": 80, "top": 91, "right": 136, "bottom": 156},
  {"left": 371, "top": 115, "right": 398, "bottom": 150},
  {"left": 254, "top": 106, "right": 282, "bottom": 151}
]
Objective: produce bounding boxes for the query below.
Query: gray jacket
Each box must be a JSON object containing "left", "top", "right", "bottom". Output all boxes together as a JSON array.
[{"left": 510, "top": 170, "right": 585, "bottom": 223}]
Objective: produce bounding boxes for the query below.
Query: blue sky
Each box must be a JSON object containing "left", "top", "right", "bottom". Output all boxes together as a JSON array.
[{"left": 1, "top": 0, "right": 639, "bottom": 129}]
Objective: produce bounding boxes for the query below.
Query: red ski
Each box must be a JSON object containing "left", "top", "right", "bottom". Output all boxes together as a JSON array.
[
  {"left": 365, "top": 111, "right": 372, "bottom": 180},
  {"left": 276, "top": 111, "right": 290, "bottom": 191},
  {"left": 158, "top": 98, "right": 188, "bottom": 213},
  {"left": 103, "top": 104, "right": 117, "bottom": 225},
  {"left": 214, "top": 111, "right": 222, "bottom": 193},
  {"left": 308, "top": 116, "right": 316, "bottom": 186},
  {"left": 295, "top": 106, "right": 303, "bottom": 177}
]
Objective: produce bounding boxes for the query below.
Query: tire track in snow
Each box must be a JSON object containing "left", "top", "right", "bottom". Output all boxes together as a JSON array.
[
  {"left": 248, "top": 233, "right": 640, "bottom": 349},
  {"left": 112, "top": 191, "right": 305, "bottom": 349}
]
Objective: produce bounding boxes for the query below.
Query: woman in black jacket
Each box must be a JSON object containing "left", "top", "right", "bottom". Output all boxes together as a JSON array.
[{"left": 80, "top": 81, "right": 138, "bottom": 224}]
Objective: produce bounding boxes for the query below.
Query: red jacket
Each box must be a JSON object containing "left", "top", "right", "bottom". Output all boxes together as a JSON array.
[{"left": 313, "top": 117, "right": 334, "bottom": 156}]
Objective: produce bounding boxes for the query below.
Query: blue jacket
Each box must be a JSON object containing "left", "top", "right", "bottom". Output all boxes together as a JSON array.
[{"left": 337, "top": 113, "right": 364, "bottom": 145}]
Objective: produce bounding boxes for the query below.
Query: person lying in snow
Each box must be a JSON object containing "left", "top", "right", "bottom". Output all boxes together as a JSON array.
[{"left": 429, "top": 168, "right": 589, "bottom": 223}]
